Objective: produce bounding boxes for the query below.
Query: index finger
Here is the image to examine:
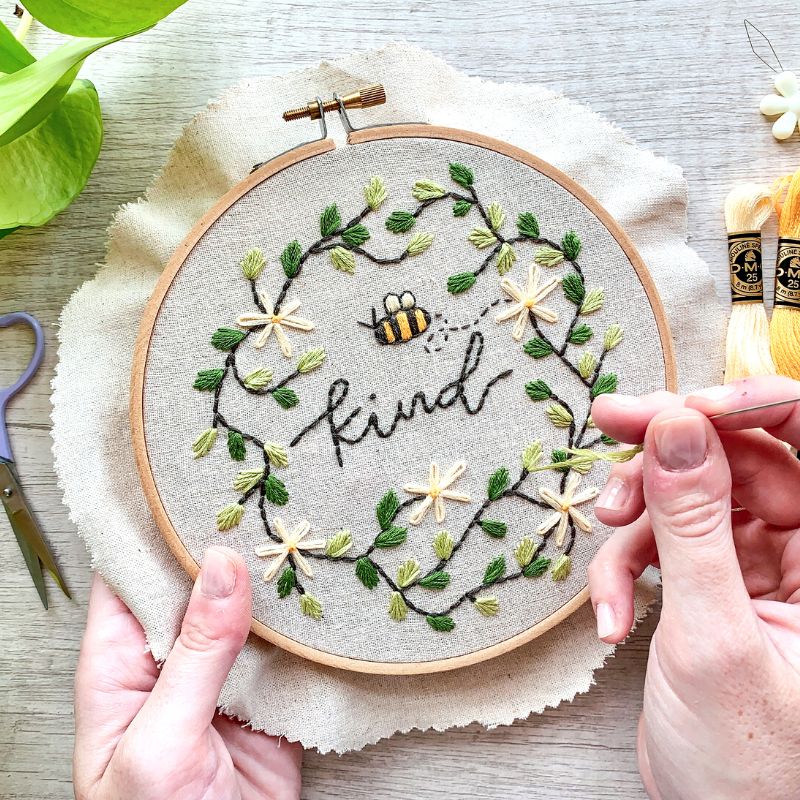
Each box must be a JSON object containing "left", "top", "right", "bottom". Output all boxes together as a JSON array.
[{"left": 686, "top": 376, "right": 800, "bottom": 448}]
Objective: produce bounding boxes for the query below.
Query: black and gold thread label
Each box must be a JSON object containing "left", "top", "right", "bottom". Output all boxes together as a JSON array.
[
  {"left": 727, "top": 232, "right": 763, "bottom": 304},
  {"left": 776, "top": 237, "right": 800, "bottom": 310}
]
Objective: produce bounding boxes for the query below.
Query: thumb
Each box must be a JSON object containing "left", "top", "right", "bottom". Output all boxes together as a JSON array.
[
  {"left": 643, "top": 409, "right": 752, "bottom": 636},
  {"left": 138, "top": 546, "right": 252, "bottom": 736}
]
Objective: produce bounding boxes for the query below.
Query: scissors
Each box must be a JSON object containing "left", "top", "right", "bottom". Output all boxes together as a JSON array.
[{"left": 1, "top": 312, "right": 70, "bottom": 608}]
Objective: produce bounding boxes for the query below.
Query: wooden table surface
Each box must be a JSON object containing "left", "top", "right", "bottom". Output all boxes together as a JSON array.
[{"left": 1, "top": 1, "right": 798, "bottom": 797}]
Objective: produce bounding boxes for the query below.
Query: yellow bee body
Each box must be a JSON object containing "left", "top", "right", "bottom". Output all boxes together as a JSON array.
[{"left": 361, "top": 291, "right": 431, "bottom": 345}]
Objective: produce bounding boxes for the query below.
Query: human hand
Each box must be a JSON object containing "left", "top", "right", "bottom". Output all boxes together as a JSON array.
[
  {"left": 73, "top": 547, "right": 302, "bottom": 800},
  {"left": 587, "top": 376, "right": 800, "bottom": 800}
]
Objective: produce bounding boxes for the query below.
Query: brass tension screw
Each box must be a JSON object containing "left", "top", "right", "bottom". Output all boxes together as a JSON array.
[{"left": 282, "top": 85, "right": 386, "bottom": 121}]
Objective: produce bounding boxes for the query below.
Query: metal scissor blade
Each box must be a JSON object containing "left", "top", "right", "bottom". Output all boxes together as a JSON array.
[{"left": 0, "top": 462, "right": 70, "bottom": 603}]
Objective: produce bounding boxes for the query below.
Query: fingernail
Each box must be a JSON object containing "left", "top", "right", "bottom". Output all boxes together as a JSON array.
[
  {"left": 596, "top": 602, "right": 616, "bottom": 640},
  {"left": 653, "top": 415, "right": 708, "bottom": 471},
  {"left": 201, "top": 547, "right": 237, "bottom": 599},
  {"left": 689, "top": 384, "right": 737, "bottom": 401},
  {"left": 595, "top": 476, "right": 630, "bottom": 512}
]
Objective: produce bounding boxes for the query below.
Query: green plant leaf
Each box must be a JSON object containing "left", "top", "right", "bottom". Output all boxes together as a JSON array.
[
  {"left": 355, "top": 557, "right": 379, "bottom": 589},
  {"left": 264, "top": 474, "right": 289, "bottom": 506},
  {"left": 522, "top": 337, "right": 553, "bottom": 359},
  {"left": 385, "top": 210, "right": 416, "bottom": 233},
  {"left": 452, "top": 199, "right": 471, "bottom": 217},
  {"left": 448, "top": 162, "right": 473, "bottom": 187},
  {"left": 523, "top": 556, "right": 551, "bottom": 578},
  {"left": 193, "top": 368, "right": 224, "bottom": 391},
  {"left": 568, "top": 323, "right": 593, "bottom": 345},
  {"left": 376, "top": 489, "right": 400, "bottom": 530},
  {"left": 374, "top": 525, "right": 407, "bottom": 548},
  {"left": 211, "top": 327, "right": 246, "bottom": 351},
  {"left": 426, "top": 614, "right": 455, "bottom": 632},
  {"left": 525, "top": 379, "right": 552, "bottom": 401},
  {"left": 0, "top": 21, "right": 35, "bottom": 73},
  {"left": 479, "top": 519, "right": 507, "bottom": 538},
  {"left": 561, "top": 230, "right": 581, "bottom": 261},
  {"left": 562, "top": 272, "right": 586, "bottom": 305},
  {"left": 0, "top": 78, "right": 103, "bottom": 230},
  {"left": 591, "top": 373, "right": 618, "bottom": 398},
  {"left": 271, "top": 387, "right": 299, "bottom": 409},
  {"left": 487, "top": 467, "right": 510, "bottom": 500},
  {"left": 418, "top": 571, "right": 450, "bottom": 589},
  {"left": 516, "top": 211, "right": 540, "bottom": 238},
  {"left": 23, "top": 0, "right": 188, "bottom": 36},
  {"left": 340, "top": 223, "right": 370, "bottom": 247},
  {"left": 483, "top": 555, "right": 506, "bottom": 585},
  {"left": 319, "top": 203, "right": 341, "bottom": 236},
  {"left": 227, "top": 430, "right": 246, "bottom": 461},
  {"left": 277, "top": 567, "right": 296, "bottom": 598},
  {"left": 280, "top": 240, "right": 302, "bottom": 278},
  {"left": 447, "top": 271, "right": 477, "bottom": 294}
]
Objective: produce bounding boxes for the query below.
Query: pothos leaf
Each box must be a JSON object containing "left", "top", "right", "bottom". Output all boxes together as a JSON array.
[
  {"left": 0, "top": 78, "right": 103, "bottom": 230},
  {"left": 0, "top": 21, "right": 35, "bottom": 73}
]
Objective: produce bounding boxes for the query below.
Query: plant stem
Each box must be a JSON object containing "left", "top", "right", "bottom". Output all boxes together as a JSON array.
[{"left": 15, "top": 8, "right": 32, "bottom": 41}]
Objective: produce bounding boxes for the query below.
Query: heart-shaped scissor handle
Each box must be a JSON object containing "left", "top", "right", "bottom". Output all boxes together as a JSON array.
[{"left": 0, "top": 312, "right": 45, "bottom": 463}]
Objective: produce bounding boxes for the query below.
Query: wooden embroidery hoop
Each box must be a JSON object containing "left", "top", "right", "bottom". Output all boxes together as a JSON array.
[{"left": 131, "top": 103, "right": 677, "bottom": 675}]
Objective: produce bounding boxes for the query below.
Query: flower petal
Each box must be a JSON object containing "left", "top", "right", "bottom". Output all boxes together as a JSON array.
[
  {"left": 495, "top": 302, "right": 525, "bottom": 323},
  {"left": 292, "top": 551, "right": 315, "bottom": 578},
  {"left": 775, "top": 70, "right": 799, "bottom": 98},
  {"left": 263, "top": 552, "right": 288, "bottom": 581},
  {"left": 434, "top": 496, "right": 446, "bottom": 523},
  {"left": 281, "top": 315, "right": 315, "bottom": 331},
  {"left": 539, "top": 487, "right": 562, "bottom": 512},
  {"left": 439, "top": 490, "right": 471, "bottom": 503},
  {"left": 279, "top": 299, "right": 301, "bottom": 317},
  {"left": 258, "top": 292, "right": 275, "bottom": 315},
  {"left": 569, "top": 507, "right": 593, "bottom": 532},
  {"left": 536, "top": 511, "right": 561, "bottom": 536},
  {"left": 273, "top": 324, "right": 293, "bottom": 357},
  {"left": 499, "top": 278, "right": 525, "bottom": 302},
  {"left": 254, "top": 543, "right": 287, "bottom": 557},
  {"left": 409, "top": 495, "right": 433, "bottom": 525},
  {"left": 236, "top": 312, "right": 272, "bottom": 328},
  {"left": 440, "top": 460, "right": 466, "bottom": 488},
  {"left": 531, "top": 305, "right": 558, "bottom": 324},
  {"left": 773, "top": 110, "right": 798, "bottom": 140},
  {"left": 572, "top": 487, "right": 601, "bottom": 506},
  {"left": 253, "top": 323, "right": 273, "bottom": 348},
  {"left": 761, "top": 93, "right": 790, "bottom": 116},
  {"left": 511, "top": 309, "right": 528, "bottom": 341},
  {"left": 555, "top": 514, "right": 569, "bottom": 547}
]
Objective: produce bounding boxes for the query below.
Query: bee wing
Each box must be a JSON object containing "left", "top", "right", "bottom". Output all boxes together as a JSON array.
[
  {"left": 400, "top": 291, "right": 416, "bottom": 310},
  {"left": 384, "top": 294, "right": 401, "bottom": 313}
]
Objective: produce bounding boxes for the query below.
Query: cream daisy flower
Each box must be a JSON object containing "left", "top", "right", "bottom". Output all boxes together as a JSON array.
[
  {"left": 255, "top": 517, "right": 326, "bottom": 581},
  {"left": 537, "top": 473, "right": 599, "bottom": 547},
  {"left": 236, "top": 293, "right": 315, "bottom": 357},
  {"left": 495, "top": 263, "right": 560, "bottom": 341},
  {"left": 404, "top": 461, "right": 471, "bottom": 525}
]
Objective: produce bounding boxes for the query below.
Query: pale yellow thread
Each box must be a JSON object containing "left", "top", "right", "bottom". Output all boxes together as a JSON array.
[
  {"left": 404, "top": 461, "right": 471, "bottom": 525},
  {"left": 254, "top": 517, "right": 326, "bottom": 581},
  {"left": 236, "top": 292, "right": 315, "bottom": 358},
  {"left": 537, "top": 473, "right": 600, "bottom": 547},
  {"left": 495, "top": 262, "right": 561, "bottom": 341}
]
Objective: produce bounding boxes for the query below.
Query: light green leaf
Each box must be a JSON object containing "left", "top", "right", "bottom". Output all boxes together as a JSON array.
[
  {"left": 232, "top": 468, "right": 264, "bottom": 493},
  {"left": 474, "top": 596, "right": 499, "bottom": 617},
  {"left": 388, "top": 592, "right": 408, "bottom": 621},
  {"left": 364, "top": 176, "right": 387, "bottom": 210},
  {"left": 580, "top": 288, "right": 605, "bottom": 315},
  {"left": 411, "top": 179, "right": 446, "bottom": 201},
  {"left": 191, "top": 428, "right": 217, "bottom": 459},
  {"left": 467, "top": 227, "right": 498, "bottom": 249},
  {"left": 0, "top": 78, "right": 102, "bottom": 229},
  {"left": 242, "top": 367, "right": 273, "bottom": 391},
  {"left": 240, "top": 248, "right": 265, "bottom": 280},
  {"left": 496, "top": 242, "right": 517, "bottom": 275},
  {"left": 578, "top": 351, "right": 597, "bottom": 380},
  {"left": 396, "top": 559, "right": 421, "bottom": 588},
  {"left": 534, "top": 246, "right": 564, "bottom": 267},
  {"left": 216, "top": 503, "right": 244, "bottom": 531},
  {"left": 0, "top": 21, "right": 35, "bottom": 73},
  {"left": 546, "top": 403, "right": 573, "bottom": 428},
  {"left": 296, "top": 348, "right": 326, "bottom": 374},
  {"left": 514, "top": 537, "right": 536, "bottom": 568},
  {"left": 486, "top": 201, "right": 505, "bottom": 231},
  {"left": 330, "top": 245, "right": 356, "bottom": 274},
  {"left": 521, "top": 441, "right": 543, "bottom": 471},
  {"left": 406, "top": 232, "right": 434, "bottom": 256},
  {"left": 263, "top": 441, "right": 289, "bottom": 467},
  {"left": 299, "top": 593, "right": 323, "bottom": 619},
  {"left": 23, "top": 0, "right": 188, "bottom": 36},
  {"left": 551, "top": 554, "right": 572, "bottom": 582},
  {"left": 603, "top": 323, "right": 624, "bottom": 351},
  {"left": 432, "top": 530, "right": 454, "bottom": 560},
  {"left": 325, "top": 530, "right": 353, "bottom": 558}
]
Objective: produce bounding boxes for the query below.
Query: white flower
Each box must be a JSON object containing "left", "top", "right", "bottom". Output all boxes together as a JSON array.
[
  {"left": 760, "top": 71, "right": 800, "bottom": 140},
  {"left": 255, "top": 517, "right": 326, "bottom": 581},
  {"left": 236, "top": 293, "right": 315, "bottom": 358},
  {"left": 404, "top": 461, "right": 471, "bottom": 525},
  {"left": 495, "top": 263, "right": 560, "bottom": 341},
  {"left": 537, "top": 473, "right": 599, "bottom": 547}
]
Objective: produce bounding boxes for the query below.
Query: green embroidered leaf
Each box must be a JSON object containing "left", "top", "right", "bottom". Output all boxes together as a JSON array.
[
  {"left": 330, "top": 245, "right": 356, "bottom": 274},
  {"left": 240, "top": 248, "right": 266, "bottom": 280},
  {"left": 432, "top": 530, "right": 454, "bottom": 560},
  {"left": 385, "top": 210, "right": 416, "bottom": 233},
  {"left": 474, "top": 596, "right": 499, "bottom": 617},
  {"left": 600, "top": 433, "right": 618, "bottom": 446},
  {"left": 486, "top": 201, "right": 505, "bottom": 231},
  {"left": 587, "top": 415, "right": 596, "bottom": 429},
  {"left": 551, "top": 449, "right": 570, "bottom": 473},
  {"left": 340, "top": 223, "right": 370, "bottom": 247},
  {"left": 551, "top": 554, "right": 572, "bottom": 582},
  {"left": 364, "top": 176, "right": 387, "bottom": 211},
  {"left": 272, "top": 387, "right": 299, "bottom": 409},
  {"left": 523, "top": 556, "right": 551, "bottom": 578},
  {"left": 467, "top": 227, "right": 497, "bottom": 249},
  {"left": 479, "top": 519, "right": 507, "bottom": 538},
  {"left": 568, "top": 324, "right": 593, "bottom": 345},
  {"left": 581, "top": 288, "right": 605, "bottom": 315},
  {"left": 264, "top": 474, "right": 289, "bottom": 506},
  {"left": 426, "top": 614, "right": 456, "bottom": 632},
  {"left": 216, "top": 502, "right": 244, "bottom": 531},
  {"left": 496, "top": 242, "right": 517, "bottom": 275},
  {"left": 525, "top": 379, "right": 552, "bottom": 401},
  {"left": 514, "top": 536, "right": 536, "bottom": 568},
  {"left": 562, "top": 272, "right": 586, "bottom": 305},
  {"left": 535, "top": 246, "right": 564, "bottom": 267},
  {"left": 521, "top": 441, "right": 543, "bottom": 471},
  {"left": 388, "top": 591, "right": 408, "bottom": 621},
  {"left": 374, "top": 525, "right": 407, "bottom": 548},
  {"left": 325, "top": 530, "right": 353, "bottom": 558},
  {"left": 320, "top": 203, "right": 341, "bottom": 236},
  {"left": 376, "top": 489, "right": 400, "bottom": 531},
  {"left": 448, "top": 162, "right": 474, "bottom": 187},
  {"left": 263, "top": 442, "right": 289, "bottom": 467},
  {"left": 396, "top": 559, "right": 421, "bottom": 588},
  {"left": 243, "top": 367, "right": 273, "bottom": 391},
  {"left": 299, "top": 593, "right": 323, "bottom": 620},
  {"left": 591, "top": 373, "right": 618, "bottom": 399},
  {"left": 418, "top": 571, "right": 450, "bottom": 590},
  {"left": 578, "top": 352, "right": 597, "bottom": 380},
  {"left": 280, "top": 240, "right": 302, "bottom": 278},
  {"left": 211, "top": 327, "right": 246, "bottom": 351},
  {"left": 227, "top": 430, "right": 245, "bottom": 461},
  {"left": 233, "top": 468, "right": 264, "bottom": 493},
  {"left": 447, "top": 271, "right": 477, "bottom": 294},
  {"left": 297, "top": 348, "right": 326, "bottom": 374},
  {"left": 277, "top": 567, "right": 296, "bottom": 598},
  {"left": 483, "top": 555, "right": 506, "bottom": 585},
  {"left": 355, "top": 557, "right": 379, "bottom": 589},
  {"left": 516, "top": 211, "right": 540, "bottom": 238},
  {"left": 406, "top": 232, "right": 434, "bottom": 256},
  {"left": 546, "top": 403, "right": 573, "bottom": 428},
  {"left": 411, "top": 179, "right": 446, "bottom": 200},
  {"left": 523, "top": 337, "right": 553, "bottom": 359},
  {"left": 452, "top": 199, "right": 472, "bottom": 217},
  {"left": 193, "top": 368, "right": 224, "bottom": 391},
  {"left": 192, "top": 428, "right": 217, "bottom": 458},
  {"left": 487, "top": 467, "right": 510, "bottom": 500},
  {"left": 603, "top": 323, "right": 624, "bottom": 351},
  {"left": 561, "top": 230, "right": 582, "bottom": 261}
]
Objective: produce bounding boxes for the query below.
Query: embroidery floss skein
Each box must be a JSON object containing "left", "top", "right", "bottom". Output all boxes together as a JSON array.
[
  {"left": 723, "top": 184, "right": 776, "bottom": 381},
  {"left": 771, "top": 170, "right": 800, "bottom": 380}
]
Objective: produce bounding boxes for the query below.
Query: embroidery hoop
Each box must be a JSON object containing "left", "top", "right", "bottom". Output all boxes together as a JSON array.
[{"left": 131, "top": 105, "right": 677, "bottom": 675}]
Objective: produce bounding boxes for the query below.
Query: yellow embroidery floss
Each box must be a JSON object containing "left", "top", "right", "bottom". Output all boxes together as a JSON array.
[{"left": 723, "top": 184, "right": 775, "bottom": 381}]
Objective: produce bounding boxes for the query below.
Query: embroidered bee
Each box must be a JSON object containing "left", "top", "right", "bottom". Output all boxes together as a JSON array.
[{"left": 359, "top": 291, "right": 431, "bottom": 345}]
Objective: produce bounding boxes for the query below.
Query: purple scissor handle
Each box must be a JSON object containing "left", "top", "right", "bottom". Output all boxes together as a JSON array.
[{"left": 0, "top": 312, "right": 44, "bottom": 463}]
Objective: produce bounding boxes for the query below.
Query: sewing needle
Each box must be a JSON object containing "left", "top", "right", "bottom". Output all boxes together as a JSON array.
[{"left": 707, "top": 396, "right": 800, "bottom": 420}]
